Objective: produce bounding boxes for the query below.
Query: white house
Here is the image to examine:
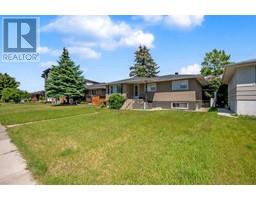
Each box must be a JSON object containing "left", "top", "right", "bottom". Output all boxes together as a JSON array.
[{"left": 223, "top": 59, "right": 256, "bottom": 116}]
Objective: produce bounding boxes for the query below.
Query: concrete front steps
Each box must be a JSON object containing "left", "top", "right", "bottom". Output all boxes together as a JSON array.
[{"left": 121, "top": 99, "right": 152, "bottom": 110}]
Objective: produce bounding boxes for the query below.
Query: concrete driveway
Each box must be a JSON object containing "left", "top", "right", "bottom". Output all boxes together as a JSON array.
[{"left": 0, "top": 125, "right": 36, "bottom": 184}]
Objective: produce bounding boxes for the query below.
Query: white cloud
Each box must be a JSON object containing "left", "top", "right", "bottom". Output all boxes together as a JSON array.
[
  {"left": 37, "top": 46, "right": 61, "bottom": 56},
  {"left": 118, "top": 30, "right": 154, "bottom": 48},
  {"left": 37, "top": 46, "right": 50, "bottom": 54},
  {"left": 42, "top": 16, "right": 129, "bottom": 38},
  {"left": 140, "top": 15, "right": 204, "bottom": 30},
  {"left": 164, "top": 15, "right": 204, "bottom": 29},
  {"left": 68, "top": 47, "right": 101, "bottom": 59},
  {"left": 141, "top": 16, "right": 164, "bottom": 23},
  {"left": 179, "top": 64, "right": 201, "bottom": 74},
  {"left": 42, "top": 16, "right": 154, "bottom": 49}
]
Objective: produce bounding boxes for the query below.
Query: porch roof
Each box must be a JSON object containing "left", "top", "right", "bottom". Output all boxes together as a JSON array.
[
  {"left": 86, "top": 83, "right": 106, "bottom": 90},
  {"left": 107, "top": 74, "right": 208, "bottom": 86}
]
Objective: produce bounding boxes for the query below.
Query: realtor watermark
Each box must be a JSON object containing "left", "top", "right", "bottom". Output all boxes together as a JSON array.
[{"left": 2, "top": 17, "right": 40, "bottom": 62}]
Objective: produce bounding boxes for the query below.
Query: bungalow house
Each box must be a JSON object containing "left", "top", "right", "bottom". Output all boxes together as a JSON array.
[
  {"left": 223, "top": 59, "right": 256, "bottom": 116},
  {"left": 106, "top": 74, "right": 208, "bottom": 110}
]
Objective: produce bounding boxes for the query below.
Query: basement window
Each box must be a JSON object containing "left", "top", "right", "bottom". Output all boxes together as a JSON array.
[{"left": 171, "top": 102, "right": 188, "bottom": 109}]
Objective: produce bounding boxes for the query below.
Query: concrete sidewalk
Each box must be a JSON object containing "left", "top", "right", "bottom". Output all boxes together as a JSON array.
[{"left": 0, "top": 124, "right": 36, "bottom": 185}]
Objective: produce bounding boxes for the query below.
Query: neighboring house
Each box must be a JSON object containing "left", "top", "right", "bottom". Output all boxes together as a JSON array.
[
  {"left": 86, "top": 83, "right": 106, "bottom": 97},
  {"left": 86, "top": 83, "right": 106, "bottom": 105},
  {"left": 30, "top": 91, "right": 45, "bottom": 101},
  {"left": 85, "top": 78, "right": 100, "bottom": 86},
  {"left": 223, "top": 59, "right": 256, "bottom": 116},
  {"left": 41, "top": 68, "right": 105, "bottom": 103},
  {"left": 106, "top": 74, "right": 208, "bottom": 110}
]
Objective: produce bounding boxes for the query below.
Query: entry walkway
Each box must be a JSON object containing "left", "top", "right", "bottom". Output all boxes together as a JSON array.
[
  {"left": 217, "top": 108, "right": 237, "bottom": 118},
  {"left": 0, "top": 124, "right": 36, "bottom": 184}
]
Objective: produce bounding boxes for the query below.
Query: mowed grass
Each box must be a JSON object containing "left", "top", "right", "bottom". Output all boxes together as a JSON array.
[
  {"left": 1, "top": 104, "right": 256, "bottom": 184},
  {"left": 0, "top": 103, "right": 98, "bottom": 125}
]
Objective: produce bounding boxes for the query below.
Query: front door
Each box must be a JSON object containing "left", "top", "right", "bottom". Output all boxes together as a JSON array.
[{"left": 133, "top": 84, "right": 139, "bottom": 98}]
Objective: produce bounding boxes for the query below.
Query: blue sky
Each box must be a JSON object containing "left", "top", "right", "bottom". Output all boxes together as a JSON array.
[{"left": 0, "top": 15, "right": 256, "bottom": 92}]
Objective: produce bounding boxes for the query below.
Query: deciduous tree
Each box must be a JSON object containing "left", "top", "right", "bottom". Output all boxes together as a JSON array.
[
  {"left": 200, "top": 49, "right": 231, "bottom": 106},
  {"left": 0, "top": 73, "right": 20, "bottom": 98}
]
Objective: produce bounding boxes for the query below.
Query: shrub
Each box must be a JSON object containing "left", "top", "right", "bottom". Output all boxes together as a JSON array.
[
  {"left": 108, "top": 93, "right": 125, "bottom": 109},
  {"left": 20, "top": 90, "right": 30, "bottom": 102},
  {"left": 208, "top": 107, "right": 217, "bottom": 112},
  {"left": 1, "top": 88, "right": 22, "bottom": 103}
]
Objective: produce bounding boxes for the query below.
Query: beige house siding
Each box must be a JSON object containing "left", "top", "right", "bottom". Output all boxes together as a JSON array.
[
  {"left": 188, "top": 79, "right": 203, "bottom": 100},
  {"left": 156, "top": 81, "right": 171, "bottom": 92},
  {"left": 139, "top": 84, "right": 146, "bottom": 97},
  {"left": 151, "top": 79, "right": 202, "bottom": 102},
  {"left": 152, "top": 91, "right": 196, "bottom": 102},
  {"left": 123, "top": 84, "right": 133, "bottom": 99}
]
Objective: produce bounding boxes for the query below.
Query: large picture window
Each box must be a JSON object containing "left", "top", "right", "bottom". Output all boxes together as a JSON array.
[
  {"left": 147, "top": 83, "right": 157, "bottom": 92},
  {"left": 111, "top": 85, "right": 122, "bottom": 93},
  {"left": 172, "top": 80, "right": 188, "bottom": 91}
]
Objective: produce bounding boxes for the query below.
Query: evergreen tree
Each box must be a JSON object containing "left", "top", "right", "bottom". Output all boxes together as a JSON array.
[
  {"left": 46, "top": 48, "right": 85, "bottom": 103},
  {"left": 129, "top": 45, "right": 159, "bottom": 77}
]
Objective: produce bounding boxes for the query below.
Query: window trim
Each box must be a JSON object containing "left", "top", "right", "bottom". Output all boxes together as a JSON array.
[
  {"left": 172, "top": 80, "right": 189, "bottom": 91},
  {"left": 171, "top": 102, "right": 189, "bottom": 109}
]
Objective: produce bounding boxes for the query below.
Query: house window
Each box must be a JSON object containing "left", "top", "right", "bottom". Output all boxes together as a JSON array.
[
  {"left": 111, "top": 85, "right": 122, "bottom": 93},
  {"left": 147, "top": 83, "right": 157, "bottom": 92},
  {"left": 113, "top": 85, "right": 117, "bottom": 93},
  {"left": 171, "top": 102, "right": 188, "bottom": 109},
  {"left": 172, "top": 80, "right": 189, "bottom": 91}
]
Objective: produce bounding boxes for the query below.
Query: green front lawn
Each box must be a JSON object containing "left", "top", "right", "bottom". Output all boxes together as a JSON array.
[
  {"left": 1, "top": 103, "right": 256, "bottom": 184},
  {"left": 0, "top": 103, "right": 98, "bottom": 125}
]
